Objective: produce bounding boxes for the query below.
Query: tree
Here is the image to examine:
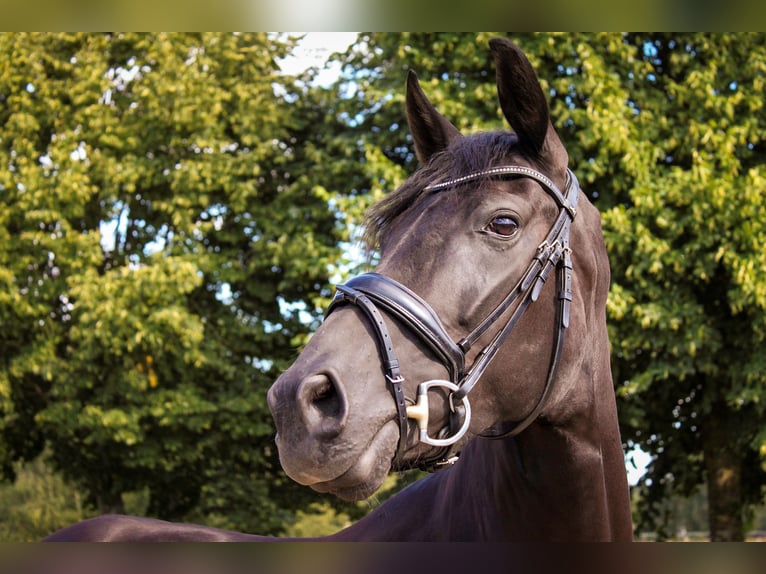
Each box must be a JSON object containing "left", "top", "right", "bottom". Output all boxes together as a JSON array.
[
  {"left": 0, "top": 32, "right": 351, "bottom": 534},
  {"left": 598, "top": 33, "right": 766, "bottom": 541},
  {"left": 330, "top": 32, "right": 766, "bottom": 540},
  {"left": 4, "top": 32, "right": 764, "bottom": 540},
  {"left": 0, "top": 453, "right": 92, "bottom": 542}
]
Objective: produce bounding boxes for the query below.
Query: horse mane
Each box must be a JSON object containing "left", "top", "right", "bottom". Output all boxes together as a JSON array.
[{"left": 362, "top": 131, "right": 520, "bottom": 254}]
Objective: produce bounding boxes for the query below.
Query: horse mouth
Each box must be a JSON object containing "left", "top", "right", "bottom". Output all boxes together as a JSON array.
[{"left": 298, "top": 420, "right": 400, "bottom": 501}]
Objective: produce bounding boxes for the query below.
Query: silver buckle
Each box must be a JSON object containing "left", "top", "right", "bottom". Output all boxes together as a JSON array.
[{"left": 385, "top": 374, "right": 405, "bottom": 385}]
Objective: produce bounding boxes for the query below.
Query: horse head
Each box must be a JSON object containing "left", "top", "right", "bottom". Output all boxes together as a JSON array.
[{"left": 267, "top": 39, "right": 626, "bottom": 538}]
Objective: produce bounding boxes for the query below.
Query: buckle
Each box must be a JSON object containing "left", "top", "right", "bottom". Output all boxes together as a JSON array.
[{"left": 385, "top": 374, "right": 405, "bottom": 385}]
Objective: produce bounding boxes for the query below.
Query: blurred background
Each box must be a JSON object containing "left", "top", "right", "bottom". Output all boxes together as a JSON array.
[{"left": 1, "top": 31, "right": 765, "bottom": 542}]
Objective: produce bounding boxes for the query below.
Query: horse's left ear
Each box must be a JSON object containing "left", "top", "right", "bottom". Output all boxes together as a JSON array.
[
  {"left": 406, "top": 70, "right": 462, "bottom": 165},
  {"left": 490, "top": 38, "right": 568, "bottom": 170}
]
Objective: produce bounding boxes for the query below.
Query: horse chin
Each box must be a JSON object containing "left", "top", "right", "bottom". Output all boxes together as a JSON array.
[{"left": 286, "top": 420, "right": 400, "bottom": 502}]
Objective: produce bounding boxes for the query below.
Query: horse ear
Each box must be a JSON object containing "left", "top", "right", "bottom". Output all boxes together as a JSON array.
[
  {"left": 406, "top": 70, "right": 462, "bottom": 165},
  {"left": 490, "top": 38, "right": 567, "bottom": 168}
]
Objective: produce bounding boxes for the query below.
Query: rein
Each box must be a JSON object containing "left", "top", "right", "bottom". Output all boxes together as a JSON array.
[{"left": 326, "top": 165, "right": 580, "bottom": 470}]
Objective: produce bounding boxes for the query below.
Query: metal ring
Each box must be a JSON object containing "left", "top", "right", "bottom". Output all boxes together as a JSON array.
[{"left": 405, "top": 380, "right": 472, "bottom": 447}]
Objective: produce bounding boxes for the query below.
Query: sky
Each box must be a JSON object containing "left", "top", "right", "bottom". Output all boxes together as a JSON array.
[{"left": 276, "top": 32, "right": 357, "bottom": 86}]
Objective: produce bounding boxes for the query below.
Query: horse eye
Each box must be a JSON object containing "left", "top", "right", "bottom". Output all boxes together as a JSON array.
[{"left": 486, "top": 216, "right": 519, "bottom": 237}]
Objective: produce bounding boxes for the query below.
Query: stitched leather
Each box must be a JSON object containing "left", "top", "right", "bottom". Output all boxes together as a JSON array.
[
  {"left": 333, "top": 273, "right": 465, "bottom": 381},
  {"left": 330, "top": 284, "right": 410, "bottom": 455}
]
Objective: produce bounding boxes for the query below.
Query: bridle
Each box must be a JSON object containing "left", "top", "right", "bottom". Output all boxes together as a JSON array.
[
  {"left": 326, "top": 165, "right": 580, "bottom": 470},
  {"left": 327, "top": 166, "right": 579, "bottom": 469}
]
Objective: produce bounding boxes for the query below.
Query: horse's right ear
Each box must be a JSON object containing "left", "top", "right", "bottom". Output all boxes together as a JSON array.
[{"left": 406, "top": 70, "right": 462, "bottom": 165}]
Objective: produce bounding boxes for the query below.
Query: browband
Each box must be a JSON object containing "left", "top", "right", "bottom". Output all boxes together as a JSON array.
[{"left": 424, "top": 165, "right": 577, "bottom": 219}]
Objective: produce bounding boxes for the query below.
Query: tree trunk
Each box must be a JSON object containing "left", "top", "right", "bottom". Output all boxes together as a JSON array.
[{"left": 702, "top": 404, "right": 744, "bottom": 541}]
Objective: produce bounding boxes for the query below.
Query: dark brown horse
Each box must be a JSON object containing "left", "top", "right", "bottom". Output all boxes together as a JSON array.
[{"left": 45, "top": 38, "right": 632, "bottom": 542}]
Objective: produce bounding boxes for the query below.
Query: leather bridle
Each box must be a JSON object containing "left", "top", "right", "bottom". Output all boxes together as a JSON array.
[{"left": 326, "top": 165, "right": 580, "bottom": 470}]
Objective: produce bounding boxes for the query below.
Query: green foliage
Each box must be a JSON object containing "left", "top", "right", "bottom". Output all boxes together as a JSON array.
[
  {"left": 283, "top": 502, "right": 352, "bottom": 538},
  {"left": 596, "top": 34, "right": 766, "bottom": 537},
  {"left": 0, "top": 32, "right": 351, "bottom": 535},
  {"left": 3, "top": 32, "right": 765, "bottom": 540},
  {"left": 0, "top": 452, "right": 94, "bottom": 542}
]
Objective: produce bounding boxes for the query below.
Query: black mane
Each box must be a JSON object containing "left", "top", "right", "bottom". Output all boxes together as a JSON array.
[{"left": 362, "top": 130, "right": 519, "bottom": 253}]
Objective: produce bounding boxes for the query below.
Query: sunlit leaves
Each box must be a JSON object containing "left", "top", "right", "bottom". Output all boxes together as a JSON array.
[
  {"left": 1, "top": 32, "right": 342, "bottom": 532},
  {"left": 591, "top": 33, "right": 766, "bottom": 535}
]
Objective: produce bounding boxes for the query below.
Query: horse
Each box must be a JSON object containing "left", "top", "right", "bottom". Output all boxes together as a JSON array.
[{"left": 44, "top": 38, "right": 632, "bottom": 542}]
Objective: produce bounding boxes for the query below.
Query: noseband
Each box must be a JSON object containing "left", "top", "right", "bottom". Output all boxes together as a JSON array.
[{"left": 326, "top": 165, "right": 580, "bottom": 470}]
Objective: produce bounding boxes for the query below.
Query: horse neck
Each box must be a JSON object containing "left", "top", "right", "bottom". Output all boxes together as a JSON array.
[
  {"left": 444, "top": 364, "right": 631, "bottom": 541},
  {"left": 476, "top": 319, "right": 633, "bottom": 541},
  {"left": 486, "top": 413, "right": 632, "bottom": 541},
  {"left": 331, "top": 350, "right": 632, "bottom": 542}
]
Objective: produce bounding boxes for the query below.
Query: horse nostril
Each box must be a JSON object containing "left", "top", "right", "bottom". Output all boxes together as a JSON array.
[
  {"left": 310, "top": 379, "right": 338, "bottom": 416},
  {"left": 297, "top": 374, "right": 348, "bottom": 438}
]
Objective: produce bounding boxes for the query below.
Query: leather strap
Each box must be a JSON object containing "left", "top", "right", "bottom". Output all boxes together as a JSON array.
[
  {"left": 329, "top": 273, "right": 465, "bottom": 381},
  {"left": 473, "top": 176, "right": 577, "bottom": 439},
  {"left": 331, "top": 284, "right": 410, "bottom": 456},
  {"left": 425, "top": 165, "right": 577, "bottom": 219}
]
